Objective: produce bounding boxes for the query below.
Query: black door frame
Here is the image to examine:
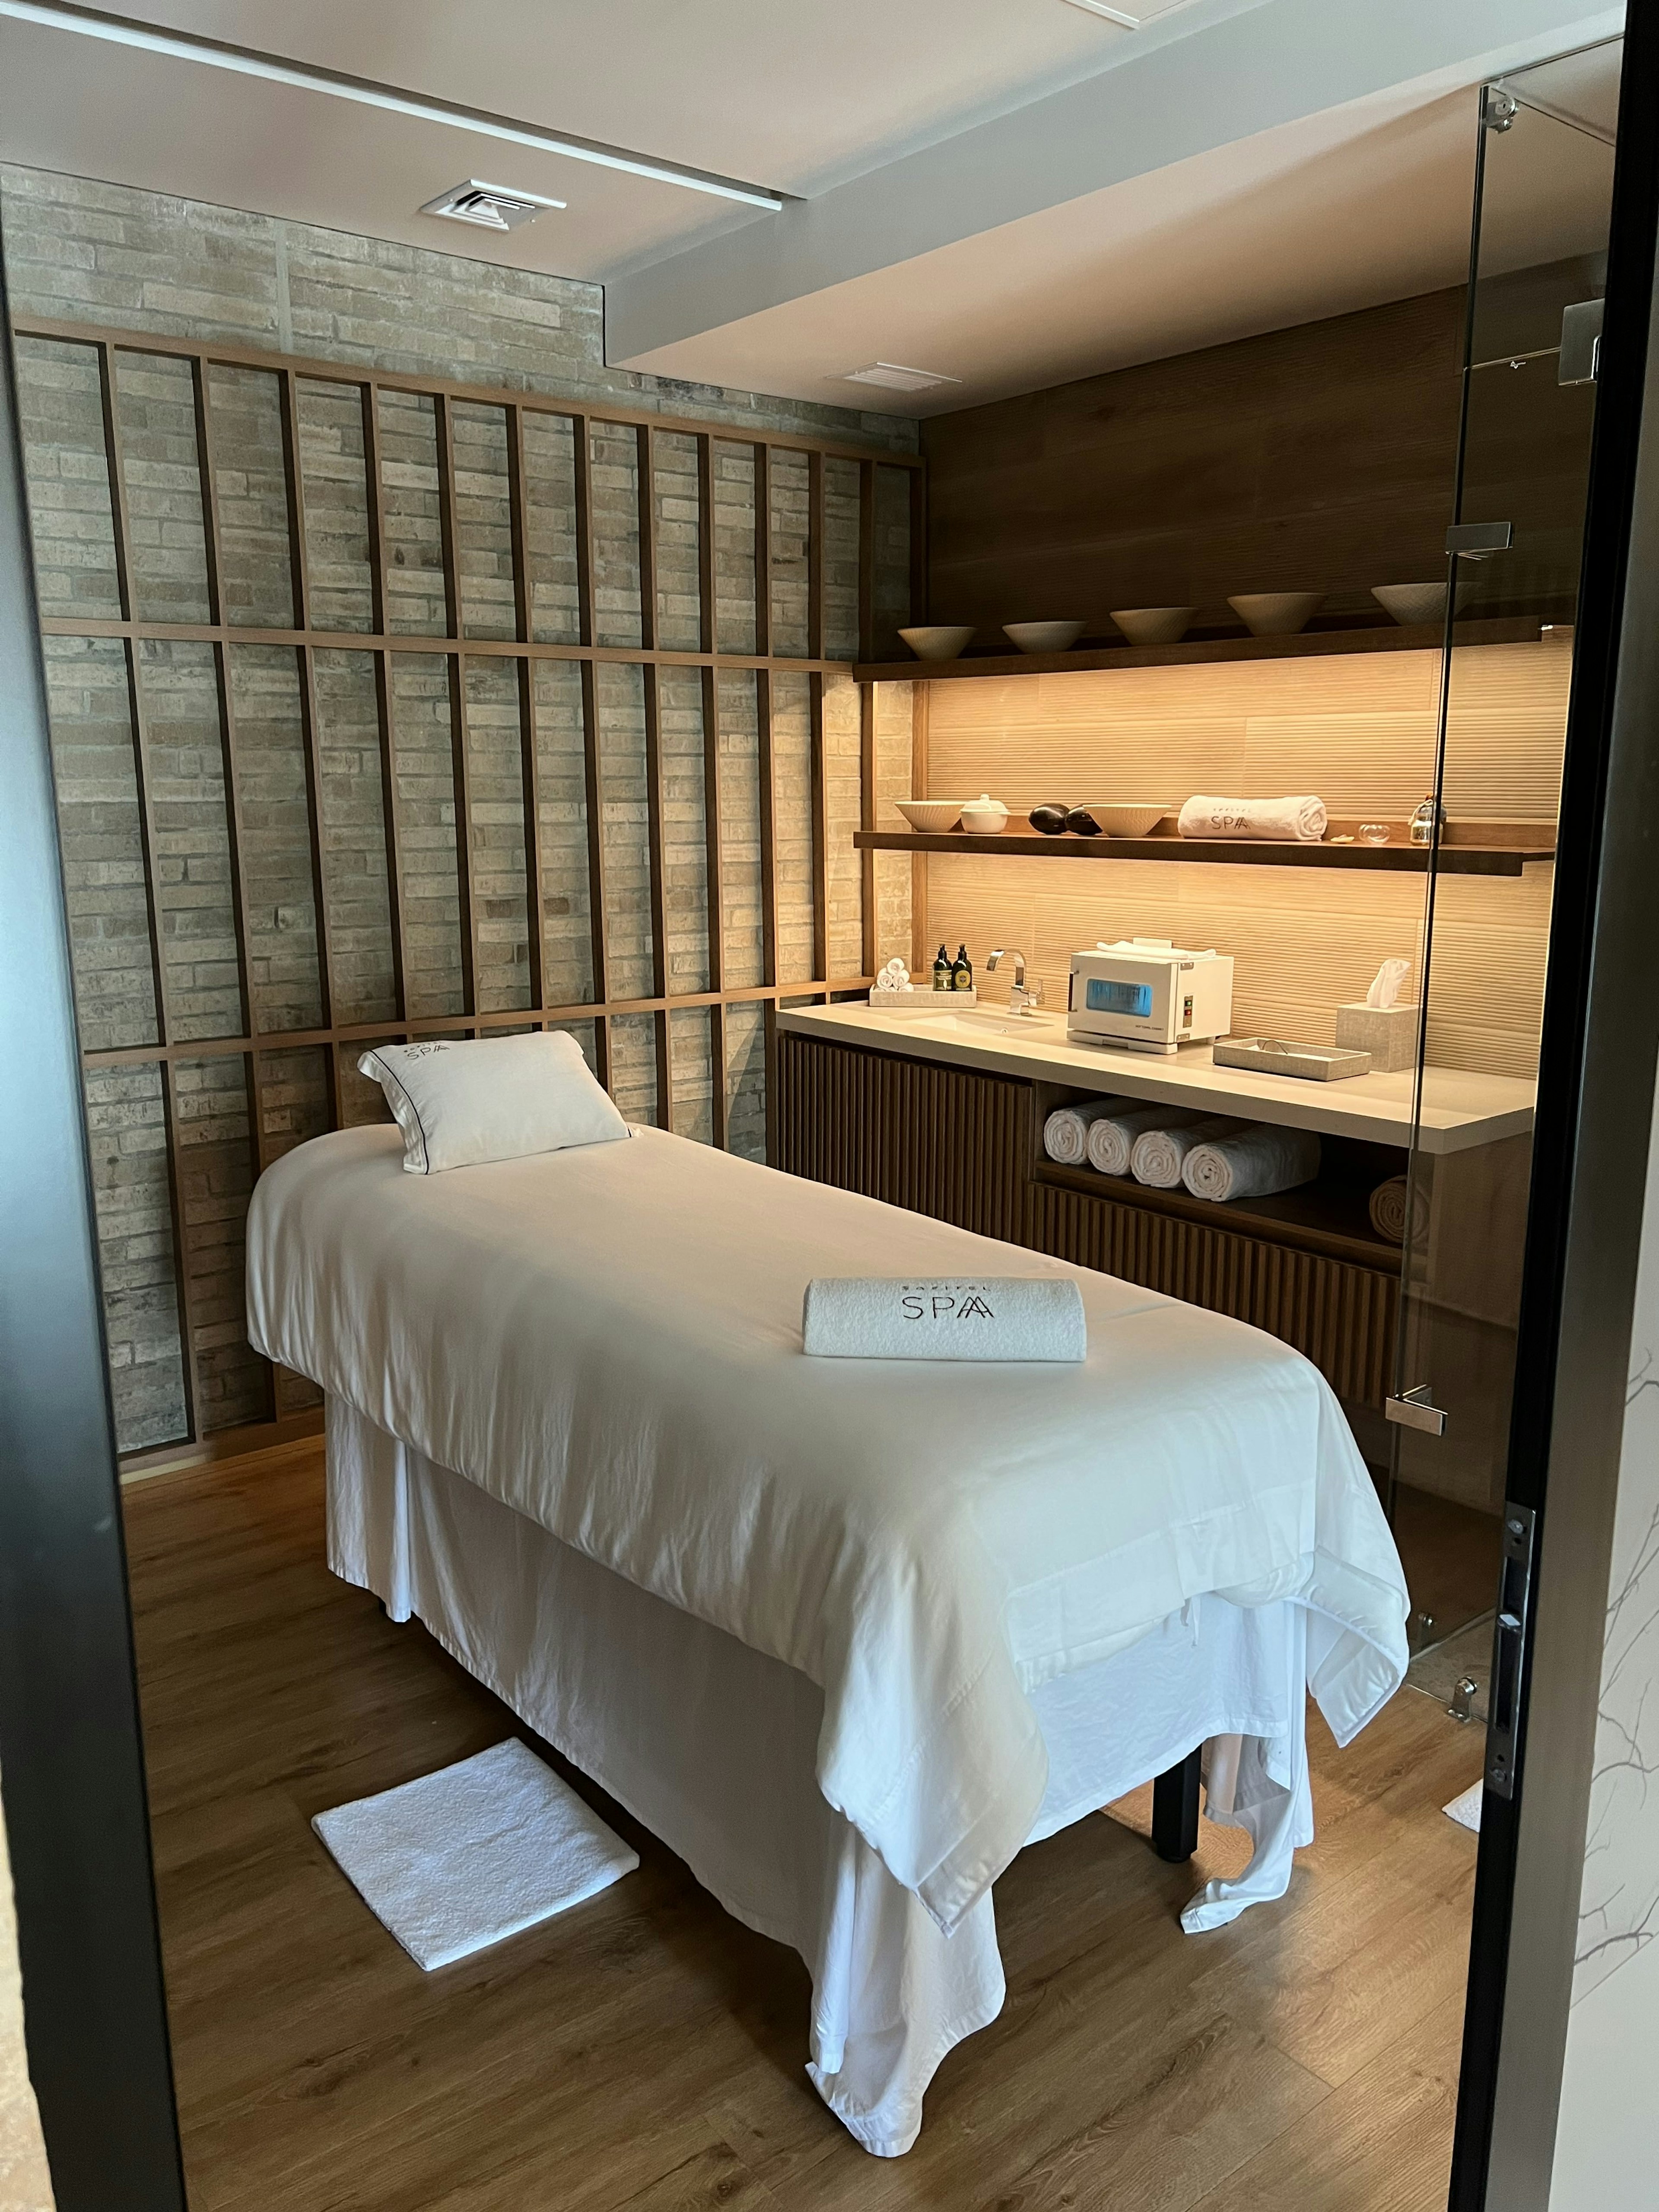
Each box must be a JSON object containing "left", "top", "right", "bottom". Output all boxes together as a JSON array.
[
  {"left": 1452, "top": 14, "right": 1659, "bottom": 2208},
  {"left": 0, "top": 233, "right": 188, "bottom": 2206},
  {"left": 2, "top": 27, "right": 1659, "bottom": 2209}
]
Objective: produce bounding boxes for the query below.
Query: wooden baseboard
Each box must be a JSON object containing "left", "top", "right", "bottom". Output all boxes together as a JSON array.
[{"left": 119, "top": 1406, "right": 324, "bottom": 1485}]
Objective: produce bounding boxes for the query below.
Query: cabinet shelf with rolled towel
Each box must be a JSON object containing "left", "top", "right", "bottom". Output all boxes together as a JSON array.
[{"left": 1034, "top": 1081, "right": 1407, "bottom": 1269}]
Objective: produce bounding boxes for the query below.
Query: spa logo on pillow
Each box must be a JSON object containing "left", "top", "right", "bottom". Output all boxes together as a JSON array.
[{"left": 898, "top": 1284, "right": 997, "bottom": 1322}]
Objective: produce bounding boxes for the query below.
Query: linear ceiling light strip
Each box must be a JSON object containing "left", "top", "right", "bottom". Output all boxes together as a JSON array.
[{"left": 0, "top": 0, "right": 788, "bottom": 210}]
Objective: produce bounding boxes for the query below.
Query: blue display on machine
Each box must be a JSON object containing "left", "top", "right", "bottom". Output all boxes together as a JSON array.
[{"left": 1085, "top": 978, "right": 1155, "bottom": 1018}]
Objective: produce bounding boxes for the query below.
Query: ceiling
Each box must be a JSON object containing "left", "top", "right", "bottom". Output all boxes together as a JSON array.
[{"left": 0, "top": 0, "right": 1627, "bottom": 417}]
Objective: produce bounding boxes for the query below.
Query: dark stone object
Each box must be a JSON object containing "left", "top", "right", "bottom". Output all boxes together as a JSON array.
[
  {"left": 1029, "top": 804, "right": 1069, "bottom": 835},
  {"left": 1065, "top": 807, "right": 1105, "bottom": 836}
]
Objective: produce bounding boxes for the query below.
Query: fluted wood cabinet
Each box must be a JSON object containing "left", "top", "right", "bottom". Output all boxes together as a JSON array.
[{"left": 775, "top": 1029, "right": 1400, "bottom": 1409}]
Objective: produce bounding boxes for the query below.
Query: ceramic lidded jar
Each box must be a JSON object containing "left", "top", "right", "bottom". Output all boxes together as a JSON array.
[{"left": 959, "top": 793, "right": 1010, "bottom": 834}]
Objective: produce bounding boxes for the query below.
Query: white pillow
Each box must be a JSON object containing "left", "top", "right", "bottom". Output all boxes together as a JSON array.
[{"left": 357, "top": 1033, "right": 630, "bottom": 1173}]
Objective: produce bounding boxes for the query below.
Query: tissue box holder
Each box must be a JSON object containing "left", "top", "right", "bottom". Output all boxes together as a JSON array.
[{"left": 1333, "top": 1001, "right": 1419, "bottom": 1073}]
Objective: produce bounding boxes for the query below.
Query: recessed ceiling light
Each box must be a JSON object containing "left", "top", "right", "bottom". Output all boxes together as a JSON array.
[
  {"left": 842, "top": 363, "right": 962, "bottom": 394},
  {"left": 420, "top": 180, "right": 565, "bottom": 231}
]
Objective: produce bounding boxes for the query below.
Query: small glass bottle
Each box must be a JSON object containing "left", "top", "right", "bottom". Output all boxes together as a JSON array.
[
  {"left": 951, "top": 944, "right": 974, "bottom": 992},
  {"left": 1409, "top": 795, "right": 1444, "bottom": 847},
  {"left": 932, "top": 944, "right": 951, "bottom": 992}
]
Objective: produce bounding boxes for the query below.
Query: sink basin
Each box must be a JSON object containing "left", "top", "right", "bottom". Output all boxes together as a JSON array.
[{"left": 918, "top": 1008, "right": 1062, "bottom": 1039}]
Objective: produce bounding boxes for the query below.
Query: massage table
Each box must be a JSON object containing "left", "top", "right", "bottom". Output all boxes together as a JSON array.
[{"left": 248, "top": 1122, "right": 1410, "bottom": 2155}]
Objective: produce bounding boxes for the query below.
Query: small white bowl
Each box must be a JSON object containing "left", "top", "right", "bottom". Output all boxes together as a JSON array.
[
  {"left": 1371, "top": 582, "right": 1474, "bottom": 627},
  {"left": 1069, "top": 804, "right": 1167, "bottom": 839},
  {"left": 1110, "top": 606, "right": 1195, "bottom": 645},
  {"left": 1002, "top": 620, "right": 1086, "bottom": 653},
  {"left": 895, "top": 798, "right": 965, "bottom": 833},
  {"left": 1227, "top": 591, "right": 1325, "bottom": 637},
  {"left": 898, "top": 625, "right": 975, "bottom": 662},
  {"left": 960, "top": 794, "right": 1011, "bottom": 834}
]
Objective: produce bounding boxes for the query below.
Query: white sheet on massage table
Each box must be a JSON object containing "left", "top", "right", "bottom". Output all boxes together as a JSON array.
[
  {"left": 248, "top": 1124, "right": 1408, "bottom": 1937},
  {"left": 328, "top": 1398, "right": 1310, "bottom": 2157}
]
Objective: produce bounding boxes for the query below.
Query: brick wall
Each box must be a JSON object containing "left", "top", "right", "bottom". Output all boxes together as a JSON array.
[{"left": 4, "top": 165, "right": 916, "bottom": 1454}]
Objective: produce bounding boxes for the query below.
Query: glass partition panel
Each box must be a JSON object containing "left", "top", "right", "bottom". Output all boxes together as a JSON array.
[{"left": 1390, "top": 44, "right": 1619, "bottom": 1708}]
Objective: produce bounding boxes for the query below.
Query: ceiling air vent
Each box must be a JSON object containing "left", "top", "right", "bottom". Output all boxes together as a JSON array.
[
  {"left": 842, "top": 363, "right": 961, "bottom": 394},
  {"left": 420, "top": 180, "right": 566, "bottom": 231}
]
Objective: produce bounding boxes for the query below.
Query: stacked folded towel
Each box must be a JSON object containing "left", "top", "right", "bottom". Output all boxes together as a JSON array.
[
  {"left": 1182, "top": 1124, "right": 1322, "bottom": 1202},
  {"left": 1131, "top": 1115, "right": 1245, "bottom": 1189},
  {"left": 1177, "top": 794, "right": 1328, "bottom": 842},
  {"left": 1368, "top": 1173, "right": 1430, "bottom": 1246},
  {"left": 1042, "top": 1100, "right": 1120, "bottom": 1167}
]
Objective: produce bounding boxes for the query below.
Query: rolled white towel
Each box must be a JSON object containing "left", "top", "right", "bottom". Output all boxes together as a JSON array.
[
  {"left": 1131, "top": 1115, "right": 1246, "bottom": 1189},
  {"left": 1177, "top": 794, "right": 1328, "bottom": 843},
  {"left": 1086, "top": 1102, "right": 1207, "bottom": 1177},
  {"left": 802, "top": 1277, "right": 1087, "bottom": 1362},
  {"left": 1182, "top": 1123, "right": 1322, "bottom": 1203},
  {"left": 1042, "top": 1100, "right": 1123, "bottom": 1167}
]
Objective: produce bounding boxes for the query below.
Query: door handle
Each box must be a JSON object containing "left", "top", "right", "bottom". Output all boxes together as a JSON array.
[
  {"left": 1486, "top": 1504, "right": 1537, "bottom": 1799},
  {"left": 1386, "top": 1384, "right": 1447, "bottom": 1437},
  {"left": 1446, "top": 521, "right": 1514, "bottom": 557}
]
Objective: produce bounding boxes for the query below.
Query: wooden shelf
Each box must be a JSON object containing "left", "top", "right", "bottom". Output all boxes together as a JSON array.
[
  {"left": 1030, "top": 1147, "right": 1403, "bottom": 1271},
  {"left": 854, "top": 616, "right": 1558, "bottom": 685},
  {"left": 856, "top": 823, "right": 1555, "bottom": 877}
]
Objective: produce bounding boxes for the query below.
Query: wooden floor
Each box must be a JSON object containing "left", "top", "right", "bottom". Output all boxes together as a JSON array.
[{"left": 124, "top": 1441, "right": 1485, "bottom": 2212}]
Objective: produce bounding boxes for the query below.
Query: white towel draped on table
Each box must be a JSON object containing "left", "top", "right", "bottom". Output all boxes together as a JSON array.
[
  {"left": 1177, "top": 795, "right": 1328, "bottom": 842},
  {"left": 1131, "top": 1114, "right": 1246, "bottom": 1188},
  {"left": 1182, "top": 1125, "right": 1323, "bottom": 1204}
]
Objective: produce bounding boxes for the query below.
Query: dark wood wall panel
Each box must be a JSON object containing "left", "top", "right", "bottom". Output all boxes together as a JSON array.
[
  {"left": 18, "top": 317, "right": 921, "bottom": 1464},
  {"left": 922, "top": 289, "right": 1467, "bottom": 638},
  {"left": 776, "top": 1032, "right": 1397, "bottom": 1409}
]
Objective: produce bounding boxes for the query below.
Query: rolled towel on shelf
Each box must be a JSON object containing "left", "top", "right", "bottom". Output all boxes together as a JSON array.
[
  {"left": 1177, "top": 794, "right": 1328, "bottom": 843},
  {"left": 1182, "top": 1123, "right": 1323, "bottom": 1204},
  {"left": 1131, "top": 1115, "right": 1245, "bottom": 1189},
  {"left": 1087, "top": 1102, "right": 1207, "bottom": 1177},
  {"left": 802, "top": 1277, "right": 1087, "bottom": 1362},
  {"left": 1369, "top": 1173, "right": 1430, "bottom": 1246},
  {"left": 1042, "top": 1100, "right": 1122, "bottom": 1167}
]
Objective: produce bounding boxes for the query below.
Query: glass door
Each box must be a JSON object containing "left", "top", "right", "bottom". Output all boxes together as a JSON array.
[{"left": 1388, "top": 44, "right": 1620, "bottom": 1712}]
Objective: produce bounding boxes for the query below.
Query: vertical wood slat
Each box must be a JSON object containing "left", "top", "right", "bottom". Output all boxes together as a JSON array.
[
  {"left": 702, "top": 664, "right": 728, "bottom": 1149},
  {"left": 860, "top": 681, "right": 878, "bottom": 977},
  {"left": 858, "top": 458, "right": 877, "bottom": 665},
  {"left": 908, "top": 460, "right": 928, "bottom": 628},
  {"left": 753, "top": 442, "right": 771, "bottom": 658},
  {"left": 358, "top": 384, "right": 410, "bottom": 1042},
  {"left": 95, "top": 340, "right": 202, "bottom": 1441},
  {"left": 434, "top": 394, "right": 479, "bottom": 1025},
  {"left": 506, "top": 405, "right": 548, "bottom": 1023},
  {"left": 570, "top": 412, "right": 610, "bottom": 1083},
  {"left": 806, "top": 452, "right": 829, "bottom": 998},
  {"left": 277, "top": 368, "right": 312, "bottom": 634},
  {"left": 636, "top": 425, "right": 672, "bottom": 1126}
]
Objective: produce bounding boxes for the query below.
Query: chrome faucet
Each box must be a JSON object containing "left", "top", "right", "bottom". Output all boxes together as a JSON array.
[{"left": 986, "top": 948, "right": 1043, "bottom": 1014}]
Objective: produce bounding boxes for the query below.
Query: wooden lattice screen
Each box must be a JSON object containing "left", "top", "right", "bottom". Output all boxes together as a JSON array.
[{"left": 14, "top": 316, "right": 921, "bottom": 1463}]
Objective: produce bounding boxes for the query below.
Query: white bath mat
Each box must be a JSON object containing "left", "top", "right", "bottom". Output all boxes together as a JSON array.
[
  {"left": 314, "top": 1738, "right": 639, "bottom": 1970},
  {"left": 1443, "top": 1781, "right": 1483, "bottom": 1833}
]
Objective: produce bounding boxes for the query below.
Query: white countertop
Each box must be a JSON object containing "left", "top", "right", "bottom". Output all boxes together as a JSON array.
[{"left": 779, "top": 1003, "right": 1535, "bottom": 1156}]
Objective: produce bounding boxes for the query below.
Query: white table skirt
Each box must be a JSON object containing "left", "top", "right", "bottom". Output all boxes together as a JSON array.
[{"left": 326, "top": 1396, "right": 1314, "bottom": 2156}]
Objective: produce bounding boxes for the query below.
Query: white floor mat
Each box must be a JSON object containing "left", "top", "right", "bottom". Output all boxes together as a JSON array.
[
  {"left": 314, "top": 1738, "right": 639, "bottom": 1970},
  {"left": 1443, "top": 1780, "right": 1483, "bottom": 1833}
]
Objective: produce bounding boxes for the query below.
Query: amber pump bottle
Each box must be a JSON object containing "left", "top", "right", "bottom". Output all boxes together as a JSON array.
[
  {"left": 932, "top": 945, "right": 951, "bottom": 991},
  {"left": 951, "top": 945, "right": 973, "bottom": 992}
]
